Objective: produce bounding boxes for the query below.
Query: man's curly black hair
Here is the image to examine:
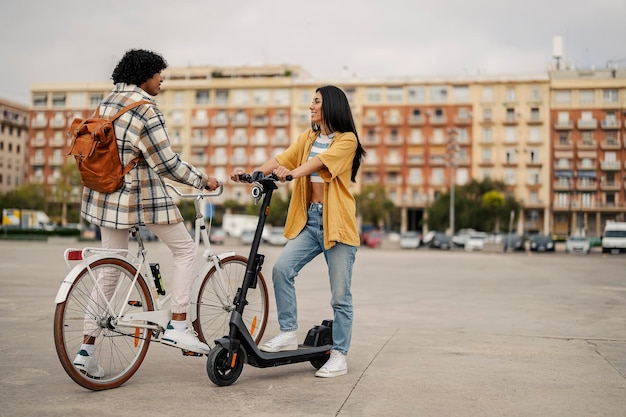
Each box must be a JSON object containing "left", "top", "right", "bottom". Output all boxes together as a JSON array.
[{"left": 111, "top": 49, "right": 168, "bottom": 86}]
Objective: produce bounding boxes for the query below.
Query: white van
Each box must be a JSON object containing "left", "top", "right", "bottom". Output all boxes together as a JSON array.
[{"left": 601, "top": 221, "right": 626, "bottom": 254}]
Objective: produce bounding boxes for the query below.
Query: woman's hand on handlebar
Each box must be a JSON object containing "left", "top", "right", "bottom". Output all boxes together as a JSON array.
[
  {"left": 204, "top": 176, "right": 221, "bottom": 191},
  {"left": 272, "top": 166, "right": 293, "bottom": 182}
]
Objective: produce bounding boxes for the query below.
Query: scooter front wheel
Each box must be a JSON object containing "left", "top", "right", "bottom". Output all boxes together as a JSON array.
[{"left": 207, "top": 345, "right": 244, "bottom": 386}]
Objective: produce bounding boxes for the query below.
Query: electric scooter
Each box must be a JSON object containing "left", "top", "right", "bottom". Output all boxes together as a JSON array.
[{"left": 206, "top": 173, "right": 333, "bottom": 386}]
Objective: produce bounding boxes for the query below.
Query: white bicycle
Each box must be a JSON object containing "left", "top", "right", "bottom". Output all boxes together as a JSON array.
[{"left": 53, "top": 183, "right": 269, "bottom": 390}]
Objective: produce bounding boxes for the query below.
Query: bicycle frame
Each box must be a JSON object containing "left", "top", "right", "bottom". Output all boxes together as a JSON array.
[{"left": 55, "top": 183, "right": 231, "bottom": 334}]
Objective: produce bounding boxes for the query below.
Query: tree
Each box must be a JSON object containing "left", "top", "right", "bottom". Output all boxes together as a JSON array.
[
  {"left": 426, "top": 179, "right": 521, "bottom": 233},
  {"left": 54, "top": 162, "right": 82, "bottom": 226},
  {"left": 355, "top": 184, "right": 395, "bottom": 230}
]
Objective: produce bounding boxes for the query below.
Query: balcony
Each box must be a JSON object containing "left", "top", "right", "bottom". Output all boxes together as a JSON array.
[
  {"left": 554, "top": 161, "right": 573, "bottom": 170},
  {"left": 407, "top": 155, "right": 424, "bottom": 165},
  {"left": 31, "top": 138, "right": 46, "bottom": 147},
  {"left": 553, "top": 180, "right": 572, "bottom": 191},
  {"left": 503, "top": 115, "right": 518, "bottom": 125},
  {"left": 601, "top": 180, "right": 621, "bottom": 191},
  {"left": 577, "top": 118, "right": 598, "bottom": 130},
  {"left": 429, "top": 155, "right": 446, "bottom": 165},
  {"left": 49, "top": 137, "right": 65, "bottom": 147},
  {"left": 363, "top": 156, "right": 380, "bottom": 166},
  {"left": 454, "top": 115, "right": 472, "bottom": 125},
  {"left": 190, "top": 155, "right": 208, "bottom": 166},
  {"left": 211, "top": 116, "right": 229, "bottom": 127},
  {"left": 600, "top": 119, "right": 620, "bottom": 130},
  {"left": 554, "top": 140, "right": 573, "bottom": 150},
  {"left": 251, "top": 116, "right": 269, "bottom": 127},
  {"left": 363, "top": 135, "right": 381, "bottom": 146},
  {"left": 190, "top": 136, "right": 209, "bottom": 147},
  {"left": 527, "top": 115, "right": 543, "bottom": 125},
  {"left": 577, "top": 180, "right": 597, "bottom": 191},
  {"left": 577, "top": 140, "right": 597, "bottom": 150},
  {"left": 50, "top": 118, "right": 67, "bottom": 129},
  {"left": 231, "top": 116, "right": 248, "bottom": 126},
  {"left": 363, "top": 115, "right": 380, "bottom": 126},
  {"left": 384, "top": 115, "right": 403, "bottom": 125},
  {"left": 554, "top": 121, "right": 573, "bottom": 130},
  {"left": 271, "top": 135, "right": 289, "bottom": 146},
  {"left": 231, "top": 136, "right": 248, "bottom": 146},
  {"left": 430, "top": 115, "right": 447, "bottom": 125},
  {"left": 600, "top": 161, "right": 621, "bottom": 171},
  {"left": 577, "top": 161, "right": 597, "bottom": 170},
  {"left": 191, "top": 118, "right": 209, "bottom": 127},
  {"left": 271, "top": 115, "right": 289, "bottom": 126},
  {"left": 600, "top": 139, "right": 621, "bottom": 150},
  {"left": 384, "top": 135, "right": 403, "bottom": 146},
  {"left": 32, "top": 119, "right": 48, "bottom": 128},
  {"left": 211, "top": 136, "right": 228, "bottom": 146},
  {"left": 210, "top": 156, "right": 227, "bottom": 166},
  {"left": 383, "top": 157, "right": 403, "bottom": 166},
  {"left": 408, "top": 115, "right": 426, "bottom": 126}
]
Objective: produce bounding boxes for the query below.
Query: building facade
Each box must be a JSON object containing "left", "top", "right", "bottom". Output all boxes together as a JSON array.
[
  {"left": 26, "top": 64, "right": 626, "bottom": 236},
  {"left": 0, "top": 98, "right": 29, "bottom": 193}
]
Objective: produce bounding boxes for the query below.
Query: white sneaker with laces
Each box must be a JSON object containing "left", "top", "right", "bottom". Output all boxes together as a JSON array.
[
  {"left": 73, "top": 350, "right": 105, "bottom": 378},
  {"left": 315, "top": 350, "right": 347, "bottom": 378},
  {"left": 259, "top": 331, "right": 298, "bottom": 352},
  {"left": 161, "top": 325, "right": 210, "bottom": 355}
]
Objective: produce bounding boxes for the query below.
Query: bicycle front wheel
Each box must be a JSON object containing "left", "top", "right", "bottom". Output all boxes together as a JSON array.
[
  {"left": 193, "top": 255, "right": 268, "bottom": 347},
  {"left": 53, "top": 258, "right": 153, "bottom": 390}
]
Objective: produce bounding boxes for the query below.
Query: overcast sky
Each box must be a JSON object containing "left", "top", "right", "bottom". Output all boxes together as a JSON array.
[{"left": 1, "top": 0, "right": 625, "bottom": 104}]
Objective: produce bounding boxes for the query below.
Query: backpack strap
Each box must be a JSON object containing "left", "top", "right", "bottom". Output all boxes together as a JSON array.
[{"left": 108, "top": 100, "right": 152, "bottom": 173}]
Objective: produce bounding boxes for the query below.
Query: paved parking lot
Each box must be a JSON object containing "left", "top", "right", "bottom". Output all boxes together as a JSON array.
[{"left": 1, "top": 239, "right": 625, "bottom": 416}]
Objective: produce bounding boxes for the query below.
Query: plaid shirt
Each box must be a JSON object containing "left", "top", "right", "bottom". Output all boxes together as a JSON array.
[{"left": 81, "top": 83, "right": 208, "bottom": 229}]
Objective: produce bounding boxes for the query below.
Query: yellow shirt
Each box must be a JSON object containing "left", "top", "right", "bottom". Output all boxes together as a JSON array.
[{"left": 276, "top": 128, "right": 360, "bottom": 249}]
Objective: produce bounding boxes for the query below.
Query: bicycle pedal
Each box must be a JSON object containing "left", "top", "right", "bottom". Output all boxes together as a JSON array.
[{"left": 181, "top": 349, "right": 204, "bottom": 357}]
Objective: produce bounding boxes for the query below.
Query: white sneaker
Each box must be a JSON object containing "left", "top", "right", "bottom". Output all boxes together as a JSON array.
[
  {"left": 259, "top": 331, "right": 298, "bottom": 352},
  {"left": 73, "top": 350, "right": 105, "bottom": 378},
  {"left": 161, "top": 326, "right": 210, "bottom": 355},
  {"left": 315, "top": 350, "right": 347, "bottom": 378}
]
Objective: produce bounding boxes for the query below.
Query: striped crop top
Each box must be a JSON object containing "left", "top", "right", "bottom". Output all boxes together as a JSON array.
[{"left": 308, "top": 133, "right": 335, "bottom": 183}]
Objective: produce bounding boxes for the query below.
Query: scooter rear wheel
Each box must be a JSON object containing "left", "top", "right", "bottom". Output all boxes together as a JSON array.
[{"left": 207, "top": 345, "right": 244, "bottom": 386}]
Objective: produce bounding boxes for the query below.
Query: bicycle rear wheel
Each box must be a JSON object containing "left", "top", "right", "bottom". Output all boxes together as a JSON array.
[
  {"left": 53, "top": 258, "right": 152, "bottom": 390},
  {"left": 192, "top": 255, "right": 268, "bottom": 347}
]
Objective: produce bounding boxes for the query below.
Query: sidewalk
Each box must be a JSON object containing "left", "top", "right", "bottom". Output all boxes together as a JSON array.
[{"left": 0, "top": 240, "right": 624, "bottom": 416}]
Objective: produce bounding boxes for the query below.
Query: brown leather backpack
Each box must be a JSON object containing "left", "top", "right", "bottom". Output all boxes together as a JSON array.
[{"left": 67, "top": 100, "right": 151, "bottom": 193}]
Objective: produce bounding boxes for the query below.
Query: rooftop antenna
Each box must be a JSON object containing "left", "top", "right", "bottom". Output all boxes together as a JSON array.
[{"left": 552, "top": 36, "right": 563, "bottom": 70}]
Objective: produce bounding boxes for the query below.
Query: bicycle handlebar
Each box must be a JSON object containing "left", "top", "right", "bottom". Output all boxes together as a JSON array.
[{"left": 166, "top": 182, "right": 224, "bottom": 198}]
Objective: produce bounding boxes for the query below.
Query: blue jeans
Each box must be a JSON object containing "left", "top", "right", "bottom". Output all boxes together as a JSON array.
[{"left": 272, "top": 203, "right": 357, "bottom": 354}]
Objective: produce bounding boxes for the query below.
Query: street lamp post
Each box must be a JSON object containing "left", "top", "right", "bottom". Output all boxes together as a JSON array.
[{"left": 447, "top": 128, "right": 458, "bottom": 236}]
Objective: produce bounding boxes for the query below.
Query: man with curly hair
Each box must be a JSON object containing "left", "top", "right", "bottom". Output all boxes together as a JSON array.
[{"left": 74, "top": 49, "right": 221, "bottom": 378}]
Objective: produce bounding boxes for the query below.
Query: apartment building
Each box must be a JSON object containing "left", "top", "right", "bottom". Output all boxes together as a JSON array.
[
  {"left": 549, "top": 67, "right": 626, "bottom": 237},
  {"left": 26, "top": 64, "right": 626, "bottom": 236},
  {"left": 0, "top": 98, "right": 29, "bottom": 193}
]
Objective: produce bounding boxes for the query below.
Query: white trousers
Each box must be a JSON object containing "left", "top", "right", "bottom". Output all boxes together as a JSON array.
[{"left": 100, "top": 222, "right": 196, "bottom": 314}]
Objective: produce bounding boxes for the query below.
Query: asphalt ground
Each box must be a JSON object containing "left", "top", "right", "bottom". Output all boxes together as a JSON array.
[{"left": 1, "top": 239, "right": 625, "bottom": 417}]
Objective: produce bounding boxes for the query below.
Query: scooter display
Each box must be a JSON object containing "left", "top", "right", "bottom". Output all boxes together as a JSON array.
[{"left": 206, "top": 173, "right": 333, "bottom": 386}]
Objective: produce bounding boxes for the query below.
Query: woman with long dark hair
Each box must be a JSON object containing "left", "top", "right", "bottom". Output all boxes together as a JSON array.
[{"left": 231, "top": 85, "right": 365, "bottom": 378}]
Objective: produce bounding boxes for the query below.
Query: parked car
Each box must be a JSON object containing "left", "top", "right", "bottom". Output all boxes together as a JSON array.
[
  {"left": 266, "top": 227, "right": 288, "bottom": 246},
  {"left": 565, "top": 236, "right": 591, "bottom": 254},
  {"left": 502, "top": 234, "right": 525, "bottom": 252},
  {"left": 131, "top": 225, "right": 158, "bottom": 242},
  {"left": 399, "top": 231, "right": 421, "bottom": 249},
  {"left": 364, "top": 231, "right": 386, "bottom": 248},
  {"left": 465, "top": 232, "right": 487, "bottom": 251},
  {"left": 209, "top": 228, "right": 227, "bottom": 245},
  {"left": 451, "top": 228, "right": 476, "bottom": 247},
  {"left": 429, "top": 232, "right": 452, "bottom": 250},
  {"left": 529, "top": 234, "right": 555, "bottom": 252},
  {"left": 240, "top": 229, "right": 256, "bottom": 245}
]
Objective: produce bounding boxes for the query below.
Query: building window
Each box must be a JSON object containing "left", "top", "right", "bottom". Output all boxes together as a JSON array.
[
  {"left": 215, "top": 89, "right": 229, "bottom": 105},
  {"left": 253, "top": 89, "right": 270, "bottom": 105},
  {"left": 89, "top": 94, "right": 103, "bottom": 106},
  {"left": 602, "top": 89, "right": 618, "bottom": 103},
  {"left": 365, "top": 88, "right": 382, "bottom": 103},
  {"left": 452, "top": 85, "right": 469, "bottom": 102},
  {"left": 196, "top": 90, "right": 210, "bottom": 105},
  {"left": 482, "top": 87, "right": 493, "bottom": 102},
  {"left": 555, "top": 90, "right": 571, "bottom": 104},
  {"left": 232, "top": 90, "right": 249, "bottom": 105},
  {"left": 273, "top": 89, "right": 290, "bottom": 105},
  {"left": 52, "top": 94, "right": 66, "bottom": 107},
  {"left": 407, "top": 86, "right": 425, "bottom": 103},
  {"left": 431, "top": 86, "right": 448, "bottom": 103},
  {"left": 505, "top": 127, "right": 516, "bottom": 143},
  {"left": 483, "top": 108, "right": 492, "bottom": 121},
  {"left": 482, "top": 127, "right": 492, "bottom": 143},
  {"left": 386, "top": 87, "right": 403, "bottom": 103},
  {"left": 482, "top": 148, "right": 491, "bottom": 163},
  {"left": 505, "top": 87, "right": 516, "bottom": 102},
  {"left": 530, "top": 85, "right": 542, "bottom": 101},
  {"left": 579, "top": 89, "right": 594, "bottom": 104},
  {"left": 529, "top": 127, "right": 541, "bottom": 143},
  {"left": 33, "top": 94, "right": 47, "bottom": 107}
]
